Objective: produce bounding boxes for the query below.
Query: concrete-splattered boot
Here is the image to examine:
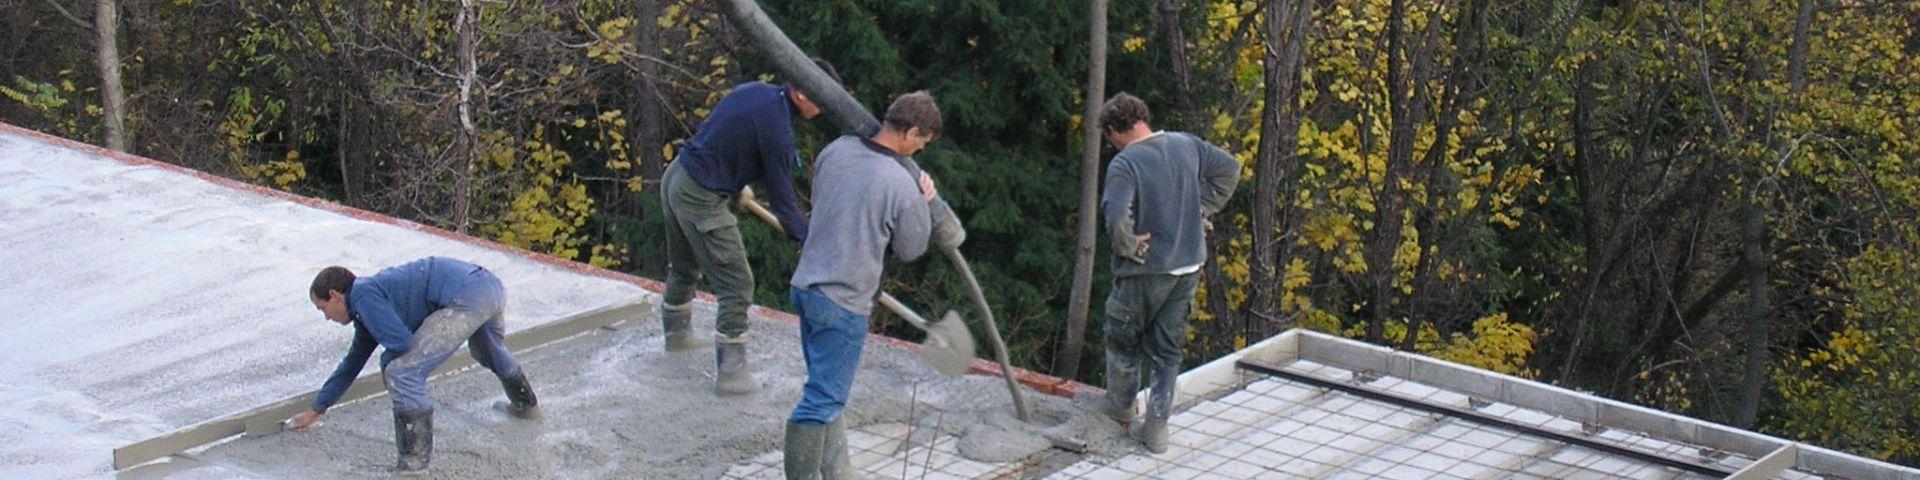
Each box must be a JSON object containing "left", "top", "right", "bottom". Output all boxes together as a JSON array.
[
  {"left": 661, "top": 301, "right": 711, "bottom": 352},
  {"left": 820, "top": 416, "right": 864, "bottom": 480},
  {"left": 1132, "top": 362, "right": 1178, "bottom": 454},
  {"left": 714, "top": 334, "right": 761, "bottom": 395},
  {"left": 392, "top": 407, "right": 433, "bottom": 478},
  {"left": 783, "top": 421, "right": 828, "bottom": 480},
  {"left": 1101, "top": 353, "right": 1141, "bottom": 424},
  {"left": 493, "top": 370, "right": 540, "bottom": 419}
]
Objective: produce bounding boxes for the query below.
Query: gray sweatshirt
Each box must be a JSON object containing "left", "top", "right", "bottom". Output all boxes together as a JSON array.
[
  {"left": 1103, "top": 131, "right": 1243, "bottom": 278},
  {"left": 789, "top": 135, "right": 933, "bottom": 315}
]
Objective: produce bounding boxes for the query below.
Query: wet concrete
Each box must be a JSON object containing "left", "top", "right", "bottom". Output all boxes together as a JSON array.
[{"left": 138, "top": 303, "right": 1134, "bottom": 479}]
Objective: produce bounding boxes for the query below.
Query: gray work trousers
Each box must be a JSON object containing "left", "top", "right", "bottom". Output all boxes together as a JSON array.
[
  {"left": 382, "top": 268, "right": 521, "bottom": 413},
  {"left": 660, "top": 160, "right": 755, "bottom": 339},
  {"left": 1102, "top": 272, "right": 1199, "bottom": 418}
]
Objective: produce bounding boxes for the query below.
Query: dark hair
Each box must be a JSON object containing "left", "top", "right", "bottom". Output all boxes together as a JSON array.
[
  {"left": 310, "top": 266, "right": 355, "bottom": 300},
  {"left": 882, "top": 91, "right": 942, "bottom": 137},
  {"left": 787, "top": 57, "right": 843, "bottom": 94},
  {"left": 1100, "top": 92, "right": 1151, "bottom": 133}
]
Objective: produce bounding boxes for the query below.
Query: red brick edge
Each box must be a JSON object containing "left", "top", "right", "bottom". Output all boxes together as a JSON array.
[{"left": 1, "top": 122, "right": 1094, "bottom": 399}]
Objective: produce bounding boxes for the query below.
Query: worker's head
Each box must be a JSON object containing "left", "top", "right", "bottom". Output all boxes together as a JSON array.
[
  {"left": 309, "top": 266, "right": 356, "bottom": 325},
  {"left": 787, "top": 58, "right": 842, "bottom": 120},
  {"left": 880, "top": 90, "right": 942, "bottom": 156},
  {"left": 1100, "top": 92, "right": 1153, "bottom": 150}
]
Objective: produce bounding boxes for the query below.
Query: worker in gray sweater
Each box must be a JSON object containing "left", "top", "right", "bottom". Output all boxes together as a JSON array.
[
  {"left": 1097, "top": 93, "right": 1242, "bottom": 454},
  {"left": 782, "top": 91, "right": 951, "bottom": 479}
]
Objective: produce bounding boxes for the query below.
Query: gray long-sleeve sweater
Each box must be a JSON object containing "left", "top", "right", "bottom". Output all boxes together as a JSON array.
[
  {"left": 1102, "top": 131, "right": 1243, "bottom": 278},
  {"left": 789, "top": 135, "right": 933, "bottom": 315}
]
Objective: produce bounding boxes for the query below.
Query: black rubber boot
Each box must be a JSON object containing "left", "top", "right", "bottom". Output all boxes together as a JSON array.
[
  {"left": 661, "top": 301, "right": 711, "bottom": 352},
  {"left": 783, "top": 421, "right": 828, "bottom": 480},
  {"left": 494, "top": 370, "right": 540, "bottom": 419},
  {"left": 820, "top": 416, "right": 863, "bottom": 480},
  {"left": 1133, "top": 362, "right": 1179, "bottom": 454},
  {"left": 714, "top": 334, "right": 760, "bottom": 396},
  {"left": 392, "top": 407, "right": 433, "bottom": 478},
  {"left": 1102, "top": 353, "right": 1141, "bottom": 424}
]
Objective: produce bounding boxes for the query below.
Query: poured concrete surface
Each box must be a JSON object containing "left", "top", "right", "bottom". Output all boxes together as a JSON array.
[
  {"left": 134, "top": 303, "right": 1132, "bottom": 479},
  {"left": 0, "top": 127, "right": 646, "bottom": 478}
]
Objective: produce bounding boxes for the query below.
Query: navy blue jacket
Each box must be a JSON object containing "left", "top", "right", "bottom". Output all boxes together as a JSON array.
[
  {"left": 679, "top": 82, "right": 810, "bottom": 242},
  {"left": 311, "top": 257, "right": 486, "bottom": 412}
]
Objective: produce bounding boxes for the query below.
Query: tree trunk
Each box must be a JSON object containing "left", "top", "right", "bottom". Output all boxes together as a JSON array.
[
  {"left": 1056, "top": 0, "right": 1107, "bottom": 381},
  {"left": 1365, "top": 0, "right": 1418, "bottom": 342},
  {"left": 1154, "top": 0, "right": 1201, "bottom": 130},
  {"left": 337, "top": 96, "right": 359, "bottom": 207},
  {"left": 632, "top": 0, "right": 669, "bottom": 275},
  {"left": 1734, "top": 199, "right": 1770, "bottom": 426},
  {"left": 1734, "top": 0, "right": 1815, "bottom": 428},
  {"left": 95, "top": 0, "right": 127, "bottom": 151},
  {"left": 452, "top": 0, "right": 479, "bottom": 233},
  {"left": 1250, "top": 0, "right": 1311, "bottom": 338}
]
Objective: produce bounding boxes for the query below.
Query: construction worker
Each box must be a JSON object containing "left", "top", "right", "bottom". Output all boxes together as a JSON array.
[
  {"left": 1096, "top": 93, "right": 1241, "bottom": 454},
  {"left": 783, "top": 91, "right": 954, "bottom": 479},
  {"left": 285, "top": 257, "right": 539, "bottom": 477},
  {"left": 657, "top": 59, "right": 840, "bottom": 396}
]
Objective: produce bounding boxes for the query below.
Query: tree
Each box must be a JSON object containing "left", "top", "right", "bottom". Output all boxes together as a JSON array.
[
  {"left": 95, "top": 0, "right": 126, "bottom": 151},
  {"left": 1056, "top": 0, "right": 1107, "bottom": 381},
  {"left": 1248, "top": 0, "right": 1309, "bottom": 337}
]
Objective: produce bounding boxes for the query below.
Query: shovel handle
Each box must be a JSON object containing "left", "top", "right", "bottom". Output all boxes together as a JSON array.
[
  {"left": 876, "top": 292, "right": 934, "bottom": 330},
  {"left": 737, "top": 189, "right": 938, "bottom": 334},
  {"left": 737, "top": 187, "right": 784, "bottom": 233}
]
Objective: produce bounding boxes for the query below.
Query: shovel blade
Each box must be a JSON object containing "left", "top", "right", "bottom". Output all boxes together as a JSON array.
[{"left": 917, "top": 311, "right": 977, "bottom": 376}]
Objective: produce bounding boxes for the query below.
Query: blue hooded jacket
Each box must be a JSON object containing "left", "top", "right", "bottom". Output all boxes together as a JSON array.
[{"left": 311, "top": 257, "right": 486, "bottom": 412}]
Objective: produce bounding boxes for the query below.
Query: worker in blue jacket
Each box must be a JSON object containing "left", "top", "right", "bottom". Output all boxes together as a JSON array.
[
  {"left": 657, "top": 59, "right": 840, "bottom": 396},
  {"left": 284, "top": 256, "right": 537, "bottom": 477}
]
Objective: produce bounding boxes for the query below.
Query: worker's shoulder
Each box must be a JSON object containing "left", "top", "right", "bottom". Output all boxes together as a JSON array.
[{"left": 728, "top": 81, "right": 781, "bottom": 97}]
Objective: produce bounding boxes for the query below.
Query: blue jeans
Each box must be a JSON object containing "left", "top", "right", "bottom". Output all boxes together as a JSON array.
[
  {"left": 383, "top": 269, "right": 522, "bottom": 412},
  {"left": 788, "top": 286, "right": 869, "bottom": 425}
]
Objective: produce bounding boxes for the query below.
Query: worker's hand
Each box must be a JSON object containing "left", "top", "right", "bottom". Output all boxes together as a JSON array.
[
  {"left": 919, "top": 171, "right": 938, "bottom": 203},
  {"left": 286, "top": 409, "right": 322, "bottom": 431},
  {"left": 1126, "top": 232, "right": 1152, "bottom": 263}
]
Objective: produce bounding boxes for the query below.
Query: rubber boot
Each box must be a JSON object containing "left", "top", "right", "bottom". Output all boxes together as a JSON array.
[
  {"left": 1132, "top": 361, "right": 1178, "bottom": 454},
  {"left": 392, "top": 407, "right": 433, "bottom": 478},
  {"left": 1101, "top": 353, "right": 1141, "bottom": 424},
  {"left": 493, "top": 370, "right": 541, "bottom": 419},
  {"left": 820, "top": 416, "right": 863, "bottom": 480},
  {"left": 783, "top": 421, "right": 828, "bottom": 480},
  {"left": 714, "top": 334, "right": 761, "bottom": 395},
  {"left": 661, "top": 301, "right": 711, "bottom": 352}
]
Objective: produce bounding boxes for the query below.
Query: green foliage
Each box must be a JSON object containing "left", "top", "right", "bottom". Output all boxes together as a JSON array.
[
  {"left": 0, "top": 74, "right": 95, "bottom": 141},
  {"left": 1773, "top": 246, "right": 1920, "bottom": 464}
]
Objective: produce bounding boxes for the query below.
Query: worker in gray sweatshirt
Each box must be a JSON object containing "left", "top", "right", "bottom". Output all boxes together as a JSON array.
[
  {"left": 1097, "top": 93, "right": 1242, "bottom": 454},
  {"left": 782, "top": 91, "right": 953, "bottom": 480}
]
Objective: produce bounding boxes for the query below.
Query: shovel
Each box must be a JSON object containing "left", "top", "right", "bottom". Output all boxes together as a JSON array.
[{"left": 736, "top": 189, "right": 978, "bottom": 376}]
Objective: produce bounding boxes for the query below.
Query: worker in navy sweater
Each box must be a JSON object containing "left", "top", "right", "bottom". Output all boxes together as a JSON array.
[
  {"left": 782, "top": 91, "right": 950, "bottom": 480},
  {"left": 658, "top": 59, "right": 840, "bottom": 396},
  {"left": 1097, "top": 93, "right": 1241, "bottom": 454},
  {"left": 285, "top": 257, "right": 538, "bottom": 477}
]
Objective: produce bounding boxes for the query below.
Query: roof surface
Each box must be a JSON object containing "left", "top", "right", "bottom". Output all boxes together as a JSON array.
[{"left": 0, "top": 125, "right": 647, "bottom": 478}]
